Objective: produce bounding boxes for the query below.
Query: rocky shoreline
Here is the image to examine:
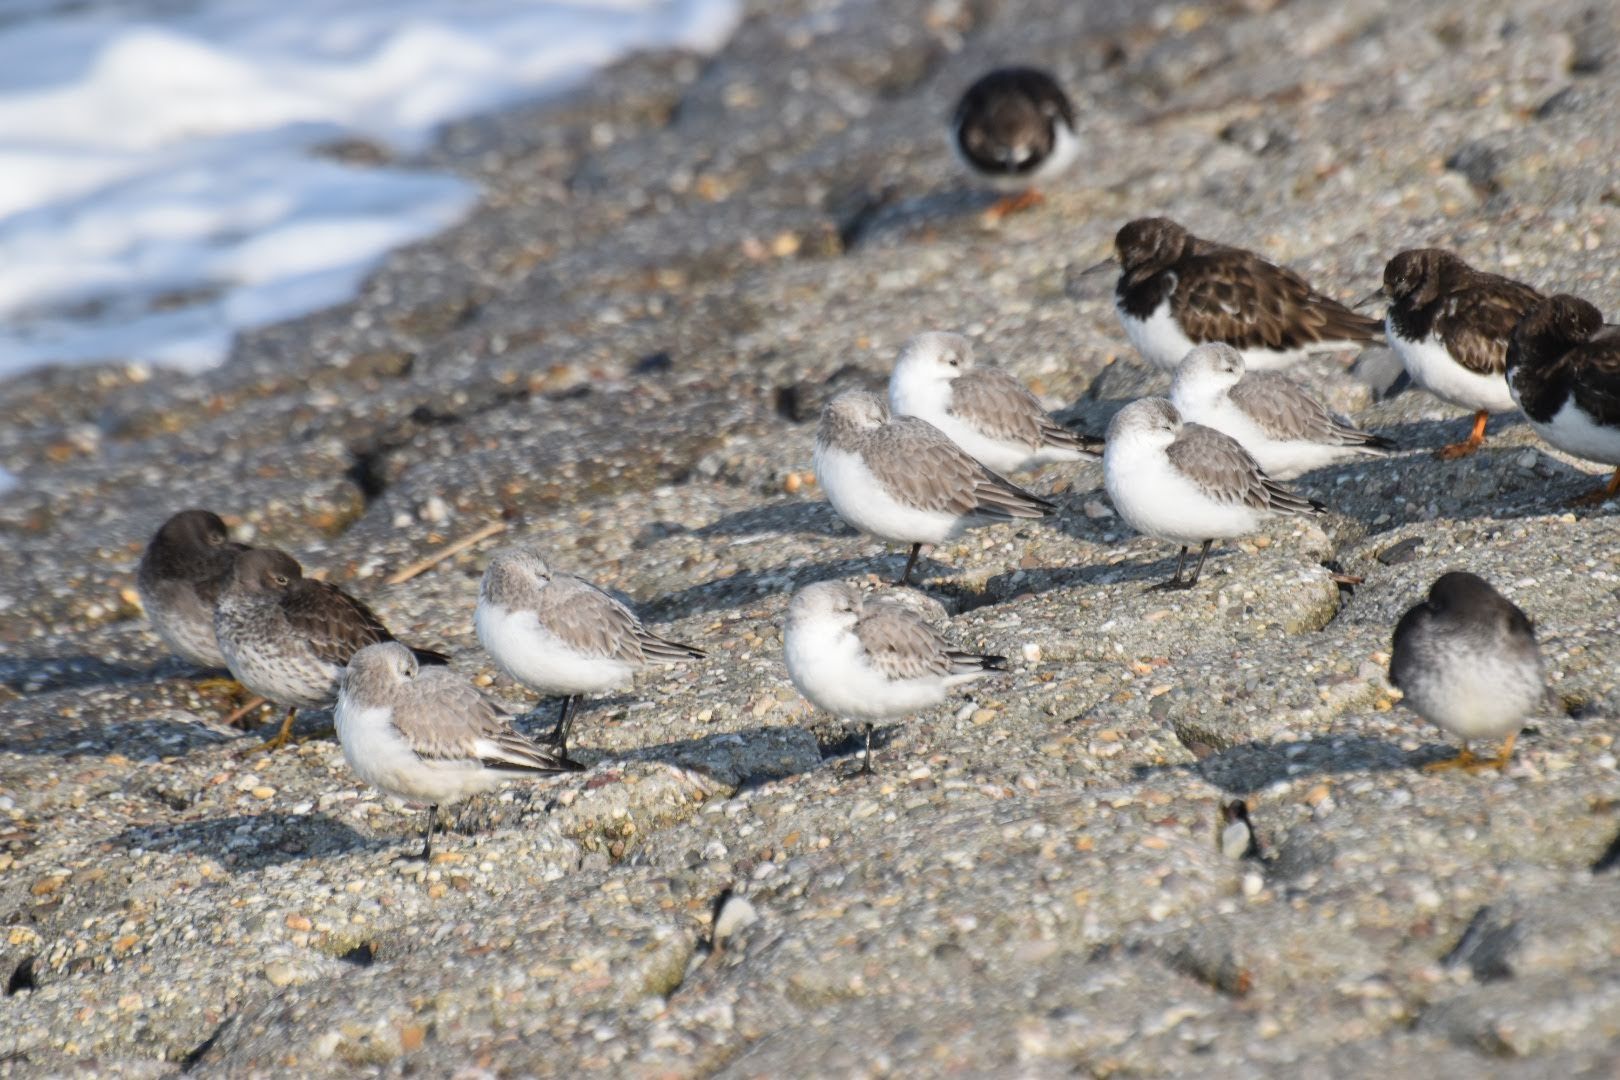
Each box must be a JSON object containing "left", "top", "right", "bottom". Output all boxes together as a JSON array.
[{"left": 4, "top": 0, "right": 1620, "bottom": 1074}]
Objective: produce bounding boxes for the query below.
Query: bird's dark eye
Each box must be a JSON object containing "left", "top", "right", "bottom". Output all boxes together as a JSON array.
[
  {"left": 208, "top": 532, "right": 224, "bottom": 545},
  {"left": 272, "top": 574, "right": 288, "bottom": 587}
]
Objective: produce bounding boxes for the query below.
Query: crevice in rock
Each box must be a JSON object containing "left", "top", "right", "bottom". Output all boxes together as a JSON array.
[
  {"left": 1592, "top": 828, "right": 1620, "bottom": 874},
  {"left": 180, "top": 1015, "right": 233, "bottom": 1073},
  {"left": 338, "top": 942, "right": 377, "bottom": 967},
  {"left": 1440, "top": 905, "right": 1518, "bottom": 982},
  {"left": 5, "top": 955, "right": 36, "bottom": 995}
]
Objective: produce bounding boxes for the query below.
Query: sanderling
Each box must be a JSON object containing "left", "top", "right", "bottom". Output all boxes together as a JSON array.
[
  {"left": 336, "top": 642, "right": 582, "bottom": 861},
  {"left": 951, "top": 66, "right": 1079, "bottom": 219},
  {"left": 214, "top": 548, "right": 449, "bottom": 752},
  {"left": 887, "top": 331, "right": 1102, "bottom": 475},
  {"left": 1507, "top": 293, "right": 1620, "bottom": 505},
  {"left": 136, "top": 509, "right": 250, "bottom": 671},
  {"left": 1094, "top": 217, "right": 1382, "bottom": 373},
  {"left": 475, "top": 545, "right": 704, "bottom": 757},
  {"left": 1390, "top": 572, "right": 1544, "bottom": 773},
  {"left": 1103, "top": 397, "right": 1326, "bottom": 589},
  {"left": 783, "top": 580, "right": 1005, "bottom": 773},
  {"left": 1169, "top": 343, "right": 1394, "bottom": 479},
  {"left": 814, "top": 390, "right": 1056, "bottom": 584},
  {"left": 1368, "top": 248, "right": 1542, "bottom": 459}
]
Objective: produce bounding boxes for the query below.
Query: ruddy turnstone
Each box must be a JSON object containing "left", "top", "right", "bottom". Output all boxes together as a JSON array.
[
  {"left": 475, "top": 545, "right": 704, "bottom": 758},
  {"left": 214, "top": 548, "right": 449, "bottom": 752},
  {"left": 137, "top": 509, "right": 249, "bottom": 672},
  {"left": 887, "top": 331, "right": 1102, "bottom": 475},
  {"left": 1169, "top": 343, "right": 1395, "bottom": 479},
  {"left": 813, "top": 390, "right": 1056, "bottom": 585},
  {"left": 1099, "top": 217, "right": 1383, "bottom": 373},
  {"left": 783, "top": 580, "right": 1005, "bottom": 773},
  {"left": 1390, "top": 572, "right": 1543, "bottom": 773},
  {"left": 1506, "top": 293, "right": 1620, "bottom": 505},
  {"left": 951, "top": 66, "right": 1079, "bottom": 219},
  {"left": 336, "top": 642, "right": 582, "bottom": 861},
  {"left": 1370, "top": 248, "right": 1543, "bottom": 459},
  {"left": 1103, "top": 397, "right": 1326, "bottom": 589}
]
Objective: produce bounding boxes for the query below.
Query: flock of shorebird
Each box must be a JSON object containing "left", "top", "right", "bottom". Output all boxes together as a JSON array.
[{"left": 130, "top": 66, "right": 1613, "bottom": 859}]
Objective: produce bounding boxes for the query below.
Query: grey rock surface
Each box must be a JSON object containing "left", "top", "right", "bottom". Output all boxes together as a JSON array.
[{"left": 3, "top": 0, "right": 1619, "bottom": 1075}]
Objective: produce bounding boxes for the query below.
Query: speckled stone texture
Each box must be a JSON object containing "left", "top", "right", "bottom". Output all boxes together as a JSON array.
[{"left": 3, "top": 0, "right": 1620, "bottom": 1075}]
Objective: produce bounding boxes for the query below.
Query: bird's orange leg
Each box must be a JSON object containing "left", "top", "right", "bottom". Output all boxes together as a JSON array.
[
  {"left": 982, "top": 190, "right": 1045, "bottom": 223},
  {"left": 1569, "top": 467, "right": 1620, "bottom": 507},
  {"left": 1435, "top": 410, "right": 1489, "bottom": 460}
]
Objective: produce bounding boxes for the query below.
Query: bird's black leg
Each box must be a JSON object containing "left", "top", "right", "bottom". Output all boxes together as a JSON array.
[
  {"left": 861, "top": 722, "right": 876, "bottom": 775},
  {"left": 898, "top": 544, "right": 923, "bottom": 586},
  {"left": 551, "top": 695, "right": 577, "bottom": 756},
  {"left": 1149, "top": 546, "right": 1191, "bottom": 591},
  {"left": 1183, "top": 539, "right": 1214, "bottom": 587},
  {"left": 420, "top": 805, "right": 437, "bottom": 861}
]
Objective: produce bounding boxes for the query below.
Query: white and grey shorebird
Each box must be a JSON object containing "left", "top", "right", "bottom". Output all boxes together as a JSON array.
[
  {"left": 950, "top": 66, "right": 1080, "bottom": 220},
  {"left": 214, "top": 548, "right": 450, "bottom": 752},
  {"left": 887, "top": 331, "right": 1103, "bottom": 475},
  {"left": 1367, "top": 248, "right": 1543, "bottom": 459},
  {"left": 1506, "top": 294, "right": 1620, "bottom": 505},
  {"left": 1390, "top": 572, "right": 1544, "bottom": 773},
  {"left": 1103, "top": 397, "right": 1326, "bottom": 590},
  {"left": 475, "top": 545, "right": 705, "bottom": 758},
  {"left": 1094, "top": 217, "right": 1384, "bottom": 374},
  {"left": 336, "top": 642, "right": 582, "bottom": 861},
  {"left": 1169, "top": 343, "right": 1395, "bottom": 479},
  {"left": 783, "top": 580, "right": 1005, "bottom": 773},
  {"left": 814, "top": 390, "right": 1057, "bottom": 585}
]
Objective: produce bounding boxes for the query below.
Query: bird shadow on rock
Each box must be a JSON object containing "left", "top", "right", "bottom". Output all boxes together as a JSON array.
[
  {"left": 692, "top": 499, "right": 853, "bottom": 540},
  {"left": 1134, "top": 733, "right": 1449, "bottom": 795},
  {"left": 835, "top": 186, "right": 1005, "bottom": 253},
  {"left": 641, "top": 554, "right": 957, "bottom": 623},
  {"left": 563, "top": 724, "right": 827, "bottom": 791},
  {"left": 0, "top": 652, "right": 188, "bottom": 696},
  {"left": 2, "top": 713, "right": 246, "bottom": 758},
  {"left": 111, "top": 812, "right": 379, "bottom": 870}
]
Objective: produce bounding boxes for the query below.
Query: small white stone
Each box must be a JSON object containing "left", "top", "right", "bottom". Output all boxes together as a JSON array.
[{"left": 712, "top": 894, "right": 759, "bottom": 944}]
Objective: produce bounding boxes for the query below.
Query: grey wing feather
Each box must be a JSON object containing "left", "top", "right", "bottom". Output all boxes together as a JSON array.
[
  {"left": 951, "top": 368, "right": 1097, "bottom": 456},
  {"left": 854, "top": 603, "right": 955, "bottom": 681},
  {"left": 1168, "top": 423, "right": 1326, "bottom": 515},
  {"left": 874, "top": 417, "right": 1055, "bottom": 519},
  {"left": 537, "top": 575, "right": 648, "bottom": 663},
  {"left": 1230, "top": 373, "right": 1390, "bottom": 448},
  {"left": 394, "top": 667, "right": 575, "bottom": 772}
]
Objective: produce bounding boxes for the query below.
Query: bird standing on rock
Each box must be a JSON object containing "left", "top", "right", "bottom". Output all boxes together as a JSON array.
[
  {"left": 1095, "top": 217, "right": 1384, "bottom": 373},
  {"left": 475, "top": 545, "right": 705, "bottom": 759},
  {"left": 214, "top": 548, "right": 449, "bottom": 752},
  {"left": 783, "top": 580, "right": 1005, "bottom": 774},
  {"left": 951, "top": 66, "right": 1080, "bottom": 221},
  {"left": 1103, "top": 397, "right": 1326, "bottom": 590},
  {"left": 1390, "top": 572, "right": 1544, "bottom": 773},
  {"left": 1169, "top": 343, "right": 1395, "bottom": 479},
  {"left": 1506, "top": 293, "right": 1620, "bottom": 505},
  {"left": 1367, "top": 248, "right": 1543, "bottom": 459},
  {"left": 887, "top": 331, "right": 1102, "bottom": 475},
  {"left": 814, "top": 390, "right": 1056, "bottom": 586},
  {"left": 137, "top": 508, "right": 250, "bottom": 674},
  {"left": 336, "top": 642, "right": 581, "bottom": 862}
]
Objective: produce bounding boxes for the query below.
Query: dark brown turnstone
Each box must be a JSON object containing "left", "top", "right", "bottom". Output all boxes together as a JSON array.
[
  {"left": 1506, "top": 293, "right": 1620, "bottom": 505},
  {"left": 1103, "top": 397, "right": 1326, "bottom": 590},
  {"left": 336, "top": 642, "right": 582, "bottom": 861},
  {"left": 813, "top": 390, "right": 1057, "bottom": 585},
  {"left": 1169, "top": 343, "right": 1395, "bottom": 479},
  {"left": 214, "top": 548, "right": 449, "bottom": 752},
  {"left": 475, "top": 546, "right": 705, "bottom": 758},
  {"left": 783, "top": 580, "right": 1005, "bottom": 774},
  {"left": 1390, "top": 572, "right": 1543, "bottom": 773},
  {"left": 950, "top": 66, "right": 1078, "bottom": 220},
  {"left": 136, "top": 509, "right": 250, "bottom": 672},
  {"left": 886, "top": 331, "right": 1103, "bottom": 474},
  {"left": 1368, "top": 249, "right": 1543, "bottom": 459},
  {"left": 1098, "top": 217, "right": 1383, "bottom": 373}
]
